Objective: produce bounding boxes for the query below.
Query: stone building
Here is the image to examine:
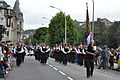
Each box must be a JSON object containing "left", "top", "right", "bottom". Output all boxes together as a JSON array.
[
  {"left": 92, "top": 18, "right": 113, "bottom": 42},
  {"left": 74, "top": 18, "right": 113, "bottom": 44},
  {"left": 11, "top": 0, "right": 24, "bottom": 43},
  {"left": 74, "top": 20, "right": 86, "bottom": 28},
  {"left": 0, "top": 0, "right": 24, "bottom": 44},
  {"left": 0, "top": 0, "right": 13, "bottom": 41}
]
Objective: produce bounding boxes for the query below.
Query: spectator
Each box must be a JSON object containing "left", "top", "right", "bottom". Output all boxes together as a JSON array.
[
  {"left": 116, "top": 48, "right": 120, "bottom": 70},
  {"left": 98, "top": 45, "right": 108, "bottom": 69},
  {"left": 109, "top": 48, "right": 115, "bottom": 69}
]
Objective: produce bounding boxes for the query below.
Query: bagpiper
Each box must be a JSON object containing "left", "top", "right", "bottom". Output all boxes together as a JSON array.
[{"left": 62, "top": 44, "right": 70, "bottom": 65}]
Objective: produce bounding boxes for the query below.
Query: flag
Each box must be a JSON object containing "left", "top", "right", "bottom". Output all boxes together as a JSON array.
[{"left": 85, "top": 2, "right": 91, "bottom": 46}]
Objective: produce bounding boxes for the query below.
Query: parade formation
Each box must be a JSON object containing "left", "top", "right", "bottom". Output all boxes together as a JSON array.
[
  {"left": 0, "top": 0, "right": 120, "bottom": 80},
  {"left": 0, "top": 39, "right": 120, "bottom": 79}
]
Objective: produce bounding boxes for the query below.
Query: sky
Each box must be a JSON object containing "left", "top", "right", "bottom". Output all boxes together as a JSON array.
[{"left": 5, "top": 0, "right": 120, "bottom": 30}]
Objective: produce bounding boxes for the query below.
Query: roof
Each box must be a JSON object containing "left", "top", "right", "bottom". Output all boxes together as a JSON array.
[
  {"left": 0, "top": 0, "right": 4, "bottom": 2},
  {"left": 0, "top": 0, "right": 8, "bottom": 9},
  {"left": 13, "top": 0, "right": 21, "bottom": 20}
]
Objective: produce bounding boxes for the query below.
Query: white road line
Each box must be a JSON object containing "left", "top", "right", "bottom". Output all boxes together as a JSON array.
[
  {"left": 49, "top": 64, "right": 53, "bottom": 67},
  {"left": 67, "top": 77, "right": 74, "bottom": 80},
  {"left": 53, "top": 67, "right": 58, "bottom": 70},
  {"left": 59, "top": 71, "right": 66, "bottom": 75}
]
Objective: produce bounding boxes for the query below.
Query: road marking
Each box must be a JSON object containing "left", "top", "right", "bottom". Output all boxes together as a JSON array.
[
  {"left": 59, "top": 71, "right": 66, "bottom": 75},
  {"left": 67, "top": 77, "right": 74, "bottom": 80},
  {"left": 48, "top": 63, "right": 73, "bottom": 80},
  {"left": 49, "top": 64, "right": 53, "bottom": 67},
  {"left": 53, "top": 67, "right": 58, "bottom": 70},
  {"left": 46, "top": 63, "right": 48, "bottom": 64}
]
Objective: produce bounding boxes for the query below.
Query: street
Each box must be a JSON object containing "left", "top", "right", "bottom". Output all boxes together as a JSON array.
[{"left": 6, "top": 56, "right": 120, "bottom": 80}]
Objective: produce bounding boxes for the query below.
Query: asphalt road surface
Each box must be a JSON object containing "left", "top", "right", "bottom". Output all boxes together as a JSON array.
[{"left": 6, "top": 56, "right": 120, "bottom": 80}]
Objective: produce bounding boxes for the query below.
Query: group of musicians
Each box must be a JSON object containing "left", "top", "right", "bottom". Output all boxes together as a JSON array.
[
  {"left": 13, "top": 38, "right": 94, "bottom": 78},
  {"left": 34, "top": 43, "right": 50, "bottom": 65},
  {"left": 53, "top": 43, "right": 86, "bottom": 66},
  {"left": 33, "top": 40, "right": 95, "bottom": 78},
  {"left": 52, "top": 41, "right": 95, "bottom": 78}
]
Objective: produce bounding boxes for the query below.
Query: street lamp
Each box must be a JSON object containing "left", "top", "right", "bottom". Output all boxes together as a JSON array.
[
  {"left": 92, "top": 0, "right": 94, "bottom": 40},
  {"left": 50, "top": 6, "right": 67, "bottom": 43},
  {"left": 42, "top": 17, "right": 50, "bottom": 20}
]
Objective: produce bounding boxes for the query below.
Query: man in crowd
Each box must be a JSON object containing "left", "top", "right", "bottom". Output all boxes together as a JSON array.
[
  {"left": 15, "top": 42, "right": 25, "bottom": 67},
  {"left": 86, "top": 40, "right": 95, "bottom": 78}
]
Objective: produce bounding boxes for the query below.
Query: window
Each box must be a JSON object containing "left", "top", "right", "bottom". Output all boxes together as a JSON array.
[
  {"left": 20, "top": 22, "right": 22, "bottom": 25},
  {"left": 7, "top": 31, "right": 9, "bottom": 36}
]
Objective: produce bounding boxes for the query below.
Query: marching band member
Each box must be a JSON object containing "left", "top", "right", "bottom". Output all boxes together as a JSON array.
[
  {"left": 34, "top": 43, "right": 40, "bottom": 61},
  {"left": 62, "top": 44, "right": 70, "bottom": 65},
  {"left": 54, "top": 44, "right": 60, "bottom": 62},
  {"left": 70, "top": 45, "right": 76, "bottom": 63},
  {"left": 15, "top": 43, "right": 24, "bottom": 67},
  {"left": 40, "top": 43, "right": 50, "bottom": 65},
  {"left": 86, "top": 40, "right": 95, "bottom": 78}
]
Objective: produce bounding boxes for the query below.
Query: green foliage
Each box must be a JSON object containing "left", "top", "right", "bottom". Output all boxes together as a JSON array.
[
  {"left": 77, "top": 26, "right": 86, "bottom": 45},
  {"left": 49, "top": 12, "right": 65, "bottom": 46},
  {"left": 107, "top": 21, "right": 120, "bottom": 48},
  {"left": 66, "top": 15, "right": 78, "bottom": 45},
  {"left": 34, "top": 27, "right": 48, "bottom": 43},
  {"left": 24, "top": 34, "right": 36, "bottom": 45},
  {"left": 49, "top": 12, "right": 78, "bottom": 47},
  {"left": 96, "top": 21, "right": 120, "bottom": 48},
  {"left": 97, "top": 20, "right": 108, "bottom": 46},
  {"left": 24, "top": 38, "right": 29, "bottom": 45},
  {"left": 24, "top": 27, "right": 48, "bottom": 45}
]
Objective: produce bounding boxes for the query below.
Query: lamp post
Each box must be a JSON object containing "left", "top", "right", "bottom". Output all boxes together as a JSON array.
[
  {"left": 42, "top": 17, "right": 51, "bottom": 27},
  {"left": 92, "top": 0, "right": 94, "bottom": 40},
  {"left": 42, "top": 17, "right": 50, "bottom": 20},
  {"left": 50, "top": 6, "right": 67, "bottom": 43}
]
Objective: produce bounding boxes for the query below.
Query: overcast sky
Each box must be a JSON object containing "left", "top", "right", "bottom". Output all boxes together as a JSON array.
[{"left": 5, "top": 0, "right": 120, "bottom": 30}]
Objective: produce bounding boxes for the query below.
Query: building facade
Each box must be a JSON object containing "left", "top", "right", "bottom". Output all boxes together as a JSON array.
[
  {"left": 74, "top": 20, "right": 86, "bottom": 28},
  {"left": 0, "top": 0, "right": 24, "bottom": 44},
  {"left": 99, "top": 18, "right": 113, "bottom": 27},
  {"left": 74, "top": 18, "right": 113, "bottom": 44},
  {"left": 12, "top": 0, "right": 24, "bottom": 43},
  {"left": 0, "top": 0, "right": 13, "bottom": 41},
  {"left": 93, "top": 18, "right": 113, "bottom": 43}
]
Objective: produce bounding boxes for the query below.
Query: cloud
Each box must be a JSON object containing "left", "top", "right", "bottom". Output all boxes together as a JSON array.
[{"left": 5, "top": 0, "right": 120, "bottom": 30}]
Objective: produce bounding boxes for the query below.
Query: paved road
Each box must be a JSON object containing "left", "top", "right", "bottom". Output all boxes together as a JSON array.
[
  {"left": 6, "top": 56, "right": 120, "bottom": 80},
  {"left": 6, "top": 56, "right": 68, "bottom": 80}
]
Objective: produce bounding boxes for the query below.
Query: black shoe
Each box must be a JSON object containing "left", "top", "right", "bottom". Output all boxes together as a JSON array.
[
  {"left": 87, "top": 75, "right": 90, "bottom": 78},
  {"left": 91, "top": 74, "right": 93, "bottom": 77}
]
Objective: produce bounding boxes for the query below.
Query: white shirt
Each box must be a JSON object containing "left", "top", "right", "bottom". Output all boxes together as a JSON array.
[
  {"left": 62, "top": 47, "right": 70, "bottom": 54},
  {"left": 19, "top": 47, "right": 25, "bottom": 53},
  {"left": 87, "top": 35, "right": 91, "bottom": 46},
  {"left": 0, "top": 46, "right": 3, "bottom": 61}
]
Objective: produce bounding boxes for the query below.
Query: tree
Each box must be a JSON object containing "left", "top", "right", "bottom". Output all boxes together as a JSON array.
[
  {"left": 96, "top": 19, "right": 108, "bottom": 46},
  {"left": 107, "top": 21, "right": 120, "bottom": 48},
  {"left": 77, "top": 26, "right": 86, "bottom": 45},
  {"left": 24, "top": 34, "right": 36, "bottom": 45},
  {"left": 33, "top": 27, "right": 48, "bottom": 43},
  {"left": 49, "top": 12, "right": 78, "bottom": 47}
]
